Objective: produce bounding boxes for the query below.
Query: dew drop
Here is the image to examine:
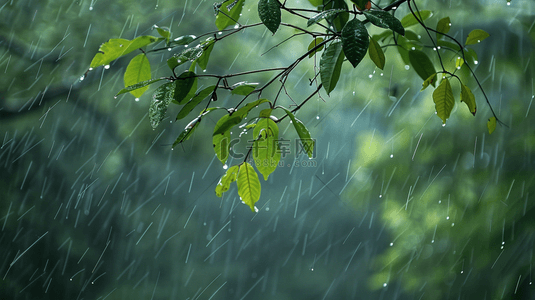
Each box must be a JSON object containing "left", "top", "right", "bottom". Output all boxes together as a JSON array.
[
  {"left": 404, "top": 65, "right": 410, "bottom": 70},
  {"left": 446, "top": 216, "right": 450, "bottom": 220},
  {"left": 223, "top": 164, "right": 228, "bottom": 170},
  {"left": 203, "top": 222, "right": 206, "bottom": 226},
  {"left": 451, "top": 223, "right": 455, "bottom": 226},
  {"left": 119, "top": 44, "right": 123, "bottom": 47},
  {"left": 135, "top": 98, "right": 140, "bottom": 102},
  {"left": 448, "top": 23, "right": 452, "bottom": 26},
  {"left": 379, "top": 194, "right": 383, "bottom": 198},
  {"left": 431, "top": 239, "right": 435, "bottom": 243},
  {"left": 507, "top": 2, "right": 510, "bottom": 5},
  {"left": 477, "top": 40, "right": 481, "bottom": 43},
  {"left": 88, "top": 67, "right": 93, "bottom": 71},
  {"left": 234, "top": 24, "right": 240, "bottom": 29},
  {"left": 352, "top": 91, "right": 355, "bottom": 95},
  {"left": 437, "top": 46, "right": 441, "bottom": 50},
  {"left": 411, "top": 47, "right": 415, "bottom": 50},
  {"left": 442, "top": 123, "right": 446, "bottom": 127},
  {"left": 433, "top": 47, "right": 437, "bottom": 51},
  {"left": 203, "top": 69, "right": 207, "bottom": 73},
  {"left": 104, "top": 65, "right": 110, "bottom": 69},
  {"left": 167, "top": 48, "right": 172, "bottom": 51}
]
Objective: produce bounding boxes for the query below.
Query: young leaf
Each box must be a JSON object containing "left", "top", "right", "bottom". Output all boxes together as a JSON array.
[
  {"left": 362, "top": 11, "right": 405, "bottom": 36},
  {"left": 432, "top": 77, "right": 455, "bottom": 124},
  {"left": 400, "top": 10, "right": 432, "bottom": 28},
  {"left": 308, "top": 37, "right": 325, "bottom": 58},
  {"left": 231, "top": 82, "right": 258, "bottom": 95},
  {"left": 215, "top": 0, "right": 245, "bottom": 31},
  {"left": 455, "top": 57, "right": 464, "bottom": 69},
  {"left": 421, "top": 73, "right": 437, "bottom": 91},
  {"left": 215, "top": 165, "right": 239, "bottom": 197},
  {"left": 237, "top": 162, "right": 261, "bottom": 212},
  {"left": 176, "top": 85, "right": 216, "bottom": 120},
  {"left": 320, "top": 41, "right": 344, "bottom": 95},
  {"left": 233, "top": 99, "right": 271, "bottom": 119},
  {"left": 282, "top": 108, "right": 314, "bottom": 158},
  {"left": 308, "top": 0, "right": 322, "bottom": 6},
  {"left": 174, "top": 71, "right": 196, "bottom": 105},
  {"left": 465, "top": 29, "right": 490, "bottom": 45},
  {"left": 409, "top": 50, "right": 436, "bottom": 86},
  {"left": 460, "top": 83, "right": 477, "bottom": 116},
  {"left": 368, "top": 36, "right": 385, "bottom": 70},
  {"left": 149, "top": 82, "right": 175, "bottom": 129},
  {"left": 153, "top": 25, "right": 171, "bottom": 45},
  {"left": 213, "top": 130, "right": 231, "bottom": 165},
  {"left": 253, "top": 118, "right": 280, "bottom": 180},
  {"left": 306, "top": 9, "right": 346, "bottom": 27},
  {"left": 124, "top": 53, "right": 151, "bottom": 98},
  {"left": 115, "top": 78, "right": 166, "bottom": 97},
  {"left": 90, "top": 36, "right": 158, "bottom": 69},
  {"left": 258, "top": 0, "right": 281, "bottom": 34},
  {"left": 436, "top": 17, "right": 451, "bottom": 40},
  {"left": 196, "top": 39, "right": 215, "bottom": 71},
  {"left": 487, "top": 117, "right": 496, "bottom": 134},
  {"left": 341, "top": 18, "right": 369, "bottom": 68},
  {"left": 172, "top": 116, "right": 201, "bottom": 148}
]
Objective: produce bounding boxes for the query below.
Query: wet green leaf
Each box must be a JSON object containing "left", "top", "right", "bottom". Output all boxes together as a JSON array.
[
  {"left": 341, "top": 18, "right": 369, "bottom": 68},
  {"left": 307, "top": 0, "right": 322, "bottom": 6},
  {"left": 363, "top": 10, "right": 405, "bottom": 36},
  {"left": 231, "top": 82, "right": 258, "bottom": 95},
  {"left": 196, "top": 39, "right": 215, "bottom": 71},
  {"left": 308, "top": 37, "right": 325, "bottom": 58},
  {"left": 153, "top": 25, "right": 171, "bottom": 44},
  {"left": 368, "top": 36, "right": 385, "bottom": 70},
  {"left": 172, "top": 116, "right": 201, "bottom": 148},
  {"left": 323, "top": 0, "right": 349, "bottom": 32},
  {"left": 258, "top": 0, "right": 281, "bottom": 34},
  {"left": 215, "top": 0, "right": 245, "bottom": 30},
  {"left": 233, "top": 98, "right": 271, "bottom": 119},
  {"left": 460, "top": 83, "right": 477, "bottom": 116},
  {"left": 465, "top": 29, "right": 490, "bottom": 45},
  {"left": 307, "top": 9, "right": 346, "bottom": 27},
  {"left": 487, "top": 117, "right": 496, "bottom": 134},
  {"left": 436, "top": 17, "right": 451, "bottom": 40},
  {"left": 400, "top": 10, "right": 432, "bottom": 28},
  {"left": 409, "top": 50, "right": 436, "bottom": 87},
  {"left": 432, "top": 77, "right": 455, "bottom": 124},
  {"left": 149, "top": 82, "right": 175, "bottom": 129},
  {"left": 215, "top": 165, "right": 239, "bottom": 197},
  {"left": 253, "top": 118, "right": 280, "bottom": 180},
  {"left": 320, "top": 41, "right": 344, "bottom": 95},
  {"left": 171, "top": 35, "right": 196, "bottom": 46},
  {"left": 237, "top": 162, "right": 261, "bottom": 212},
  {"left": 213, "top": 114, "right": 233, "bottom": 164},
  {"left": 90, "top": 36, "right": 158, "bottom": 69},
  {"left": 124, "top": 53, "right": 151, "bottom": 98},
  {"left": 421, "top": 72, "right": 437, "bottom": 91},
  {"left": 282, "top": 108, "right": 314, "bottom": 158},
  {"left": 116, "top": 78, "right": 166, "bottom": 97},
  {"left": 176, "top": 85, "right": 216, "bottom": 120},
  {"left": 174, "top": 71, "right": 196, "bottom": 105},
  {"left": 213, "top": 114, "right": 243, "bottom": 136},
  {"left": 455, "top": 56, "right": 464, "bottom": 69}
]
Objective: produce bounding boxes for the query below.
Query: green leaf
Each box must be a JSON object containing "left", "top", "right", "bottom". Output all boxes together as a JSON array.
[
  {"left": 436, "top": 17, "right": 451, "bottom": 40},
  {"left": 350, "top": 0, "right": 369, "bottom": 10},
  {"left": 149, "top": 82, "right": 175, "bottom": 129},
  {"left": 213, "top": 114, "right": 243, "bottom": 136},
  {"left": 215, "top": 0, "right": 245, "bottom": 31},
  {"left": 174, "top": 71, "right": 196, "bottom": 105},
  {"left": 323, "top": 0, "right": 349, "bottom": 32},
  {"left": 404, "top": 30, "right": 420, "bottom": 41},
  {"left": 115, "top": 78, "right": 166, "bottom": 97},
  {"left": 237, "top": 162, "right": 261, "bottom": 212},
  {"left": 368, "top": 36, "right": 385, "bottom": 70},
  {"left": 176, "top": 85, "right": 216, "bottom": 120},
  {"left": 282, "top": 108, "right": 314, "bottom": 158},
  {"left": 400, "top": 10, "right": 432, "bottom": 28},
  {"left": 258, "top": 0, "right": 281, "bottom": 34},
  {"left": 437, "top": 40, "right": 461, "bottom": 52},
  {"left": 455, "top": 57, "right": 464, "bottom": 69},
  {"left": 253, "top": 118, "right": 280, "bottom": 180},
  {"left": 258, "top": 108, "right": 272, "bottom": 118},
  {"left": 307, "top": 0, "right": 322, "bottom": 6},
  {"left": 213, "top": 130, "right": 231, "bottom": 165},
  {"left": 464, "top": 48, "right": 479, "bottom": 65},
  {"left": 307, "top": 9, "right": 346, "bottom": 27},
  {"left": 153, "top": 25, "right": 171, "bottom": 43},
  {"left": 460, "top": 83, "right": 477, "bottom": 116},
  {"left": 215, "top": 165, "right": 239, "bottom": 197},
  {"left": 421, "top": 72, "right": 437, "bottom": 91},
  {"left": 320, "top": 41, "right": 344, "bottom": 95},
  {"left": 123, "top": 53, "right": 151, "bottom": 98},
  {"left": 172, "top": 116, "right": 201, "bottom": 148},
  {"left": 90, "top": 36, "right": 158, "bottom": 69},
  {"left": 465, "top": 29, "right": 490, "bottom": 45},
  {"left": 363, "top": 10, "right": 405, "bottom": 36},
  {"left": 341, "top": 18, "right": 369, "bottom": 68},
  {"left": 487, "top": 117, "right": 496, "bottom": 134},
  {"left": 308, "top": 37, "right": 325, "bottom": 58},
  {"left": 196, "top": 38, "right": 215, "bottom": 71},
  {"left": 171, "top": 35, "right": 196, "bottom": 46},
  {"left": 432, "top": 77, "right": 455, "bottom": 124},
  {"left": 409, "top": 50, "right": 436, "bottom": 87},
  {"left": 233, "top": 98, "right": 271, "bottom": 119},
  {"left": 231, "top": 82, "right": 258, "bottom": 95}
]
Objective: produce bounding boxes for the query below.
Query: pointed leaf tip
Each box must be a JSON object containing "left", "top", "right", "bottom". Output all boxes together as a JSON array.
[{"left": 258, "top": 0, "right": 281, "bottom": 34}]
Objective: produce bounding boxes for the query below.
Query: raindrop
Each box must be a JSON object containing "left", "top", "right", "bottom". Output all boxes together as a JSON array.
[
  {"left": 449, "top": 23, "right": 452, "bottom": 26},
  {"left": 502, "top": 241, "right": 505, "bottom": 245},
  {"left": 203, "top": 69, "right": 207, "bottom": 73},
  {"left": 316, "top": 115, "right": 320, "bottom": 119},
  {"left": 89, "top": 6, "right": 93, "bottom": 11},
  {"left": 104, "top": 65, "right": 110, "bottom": 69},
  {"left": 352, "top": 91, "right": 355, "bottom": 95},
  {"left": 79, "top": 76, "right": 85, "bottom": 81},
  {"left": 368, "top": 74, "right": 373, "bottom": 79},
  {"left": 223, "top": 164, "right": 228, "bottom": 170},
  {"left": 218, "top": 31, "right": 222, "bottom": 35},
  {"left": 380, "top": 73, "right": 383, "bottom": 76},
  {"left": 383, "top": 283, "right": 388, "bottom": 287},
  {"left": 437, "top": 46, "right": 441, "bottom": 50},
  {"left": 390, "top": 154, "right": 394, "bottom": 158},
  {"left": 431, "top": 239, "right": 435, "bottom": 243},
  {"left": 119, "top": 44, "right": 123, "bottom": 47},
  {"left": 234, "top": 24, "right": 239, "bottom": 29},
  {"left": 446, "top": 216, "right": 450, "bottom": 220},
  {"left": 167, "top": 48, "right": 172, "bottom": 51},
  {"left": 265, "top": 207, "right": 269, "bottom": 211},
  {"left": 203, "top": 222, "right": 206, "bottom": 226},
  {"left": 379, "top": 194, "right": 383, "bottom": 198},
  {"left": 433, "top": 47, "right": 437, "bottom": 51},
  {"left": 507, "top": 2, "right": 510, "bottom": 5},
  {"left": 184, "top": 45, "right": 188, "bottom": 48},
  {"left": 461, "top": 270, "right": 464, "bottom": 274},
  {"left": 113, "top": 96, "right": 117, "bottom": 99},
  {"left": 254, "top": 207, "right": 259, "bottom": 213},
  {"left": 442, "top": 123, "right": 446, "bottom": 127},
  {"left": 451, "top": 223, "right": 455, "bottom": 226},
  {"left": 389, "top": 242, "right": 393, "bottom": 246},
  {"left": 88, "top": 67, "right": 93, "bottom": 71},
  {"left": 411, "top": 47, "right": 415, "bottom": 50},
  {"left": 135, "top": 98, "right": 140, "bottom": 102},
  {"left": 438, "top": 200, "right": 442, "bottom": 203},
  {"left": 404, "top": 65, "right": 410, "bottom": 70},
  {"left": 477, "top": 40, "right": 481, "bottom": 43},
  {"left": 474, "top": 60, "right": 479, "bottom": 64}
]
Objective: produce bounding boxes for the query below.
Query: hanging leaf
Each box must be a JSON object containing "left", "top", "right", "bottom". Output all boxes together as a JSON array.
[
  {"left": 409, "top": 50, "right": 436, "bottom": 87},
  {"left": 323, "top": 0, "right": 349, "bottom": 32},
  {"left": 90, "top": 36, "right": 158, "bottom": 69},
  {"left": 176, "top": 85, "right": 216, "bottom": 120},
  {"left": 215, "top": 165, "right": 239, "bottom": 197},
  {"left": 149, "top": 82, "right": 175, "bottom": 129},
  {"left": 464, "top": 48, "right": 479, "bottom": 65},
  {"left": 487, "top": 117, "right": 496, "bottom": 134},
  {"left": 196, "top": 38, "right": 215, "bottom": 71},
  {"left": 171, "top": 35, "right": 196, "bottom": 46},
  {"left": 213, "top": 114, "right": 243, "bottom": 136},
  {"left": 432, "top": 77, "right": 455, "bottom": 124},
  {"left": 350, "top": 0, "right": 371, "bottom": 10},
  {"left": 400, "top": 10, "right": 432, "bottom": 28},
  {"left": 172, "top": 116, "right": 201, "bottom": 148},
  {"left": 253, "top": 118, "right": 280, "bottom": 180},
  {"left": 237, "top": 162, "right": 261, "bottom": 212},
  {"left": 368, "top": 36, "right": 385, "bottom": 70},
  {"left": 455, "top": 56, "right": 464, "bottom": 69},
  {"left": 465, "top": 29, "right": 490, "bottom": 45},
  {"left": 436, "top": 17, "right": 451, "bottom": 40},
  {"left": 320, "top": 41, "right": 344, "bottom": 95},
  {"left": 460, "top": 83, "right": 477, "bottom": 116},
  {"left": 306, "top": 9, "right": 346, "bottom": 27},
  {"left": 115, "top": 78, "right": 166, "bottom": 97},
  {"left": 153, "top": 25, "right": 171, "bottom": 45},
  {"left": 123, "top": 53, "right": 151, "bottom": 98},
  {"left": 341, "top": 18, "right": 369, "bottom": 68},
  {"left": 258, "top": 0, "right": 281, "bottom": 34},
  {"left": 308, "top": 0, "right": 322, "bottom": 6},
  {"left": 282, "top": 108, "right": 314, "bottom": 158},
  {"left": 308, "top": 37, "right": 325, "bottom": 58},
  {"left": 213, "top": 114, "right": 234, "bottom": 164},
  {"left": 421, "top": 72, "right": 437, "bottom": 91},
  {"left": 231, "top": 82, "right": 258, "bottom": 95},
  {"left": 215, "top": 0, "right": 245, "bottom": 30},
  {"left": 362, "top": 11, "right": 405, "bottom": 36},
  {"left": 174, "top": 71, "right": 196, "bottom": 105}
]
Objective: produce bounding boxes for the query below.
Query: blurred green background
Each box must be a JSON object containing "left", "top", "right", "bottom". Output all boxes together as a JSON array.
[{"left": 1, "top": 0, "right": 534, "bottom": 299}]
